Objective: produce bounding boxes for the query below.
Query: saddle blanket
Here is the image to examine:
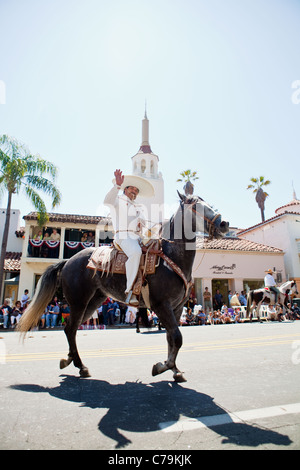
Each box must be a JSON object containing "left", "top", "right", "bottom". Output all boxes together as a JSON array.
[{"left": 86, "top": 244, "right": 160, "bottom": 276}]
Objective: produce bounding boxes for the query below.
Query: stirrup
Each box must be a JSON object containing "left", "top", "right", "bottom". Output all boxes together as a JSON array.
[{"left": 125, "top": 290, "right": 139, "bottom": 306}]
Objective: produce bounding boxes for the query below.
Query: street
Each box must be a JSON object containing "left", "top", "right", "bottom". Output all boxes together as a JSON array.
[{"left": 0, "top": 321, "right": 300, "bottom": 451}]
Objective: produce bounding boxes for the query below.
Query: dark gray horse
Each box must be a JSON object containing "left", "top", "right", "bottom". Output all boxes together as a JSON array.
[{"left": 18, "top": 193, "right": 229, "bottom": 381}]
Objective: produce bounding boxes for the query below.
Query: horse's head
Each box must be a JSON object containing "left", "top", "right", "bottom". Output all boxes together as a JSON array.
[
  {"left": 290, "top": 281, "right": 299, "bottom": 296},
  {"left": 279, "top": 280, "right": 299, "bottom": 296},
  {"left": 178, "top": 192, "right": 229, "bottom": 240}
]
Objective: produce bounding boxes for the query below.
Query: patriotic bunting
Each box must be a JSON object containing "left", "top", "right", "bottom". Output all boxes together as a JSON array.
[{"left": 29, "top": 240, "right": 95, "bottom": 249}]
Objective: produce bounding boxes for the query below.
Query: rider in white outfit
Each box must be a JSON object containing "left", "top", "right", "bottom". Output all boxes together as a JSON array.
[
  {"left": 104, "top": 169, "right": 154, "bottom": 306},
  {"left": 264, "top": 268, "right": 280, "bottom": 303}
]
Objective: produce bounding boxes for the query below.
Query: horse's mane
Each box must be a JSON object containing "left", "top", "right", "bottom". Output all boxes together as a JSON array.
[
  {"left": 280, "top": 280, "right": 293, "bottom": 290},
  {"left": 161, "top": 195, "right": 198, "bottom": 241}
]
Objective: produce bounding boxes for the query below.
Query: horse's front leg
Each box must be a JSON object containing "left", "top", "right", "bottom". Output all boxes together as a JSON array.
[{"left": 152, "top": 305, "right": 186, "bottom": 382}]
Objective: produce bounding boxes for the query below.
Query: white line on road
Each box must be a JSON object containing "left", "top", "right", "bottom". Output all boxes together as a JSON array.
[{"left": 159, "top": 402, "right": 300, "bottom": 433}]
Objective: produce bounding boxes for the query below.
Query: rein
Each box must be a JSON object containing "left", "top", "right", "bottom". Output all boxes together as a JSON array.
[{"left": 189, "top": 204, "right": 221, "bottom": 239}]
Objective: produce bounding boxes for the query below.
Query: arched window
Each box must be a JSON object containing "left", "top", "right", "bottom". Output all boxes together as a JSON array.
[{"left": 141, "top": 159, "right": 146, "bottom": 173}]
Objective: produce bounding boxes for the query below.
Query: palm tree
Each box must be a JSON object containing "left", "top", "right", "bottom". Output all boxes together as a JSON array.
[
  {"left": 247, "top": 176, "right": 271, "bottom": 222},
  {"left": 0, "top": 135, "right": 61, "bottom": 297},
  {"left": 177, "top": 169, "right": 199, "bottom": 195}
]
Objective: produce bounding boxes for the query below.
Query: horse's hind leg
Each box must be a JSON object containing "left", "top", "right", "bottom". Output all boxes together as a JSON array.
[{"left": 60, "top": 308, "right": 90, "bottom": 377}]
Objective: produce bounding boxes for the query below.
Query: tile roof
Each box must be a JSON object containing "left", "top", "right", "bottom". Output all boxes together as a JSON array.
[
  {"left": 275, "top": 198, "right": 300, "bottom": 214},
  {"left": 238, "top": 211, "right": 300, "bottom": 235},
  {"left": 4, "top": 252, "right": 22, "bottom": 272},
  {"left": 196, "top": 237, "right": 282, "bottom": 253},
  {"left": 23, "top": 212, "right": 111, "bottom": 225}
]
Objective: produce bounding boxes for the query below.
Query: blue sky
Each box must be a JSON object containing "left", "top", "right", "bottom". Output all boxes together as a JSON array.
[{"left": 1, "top": 0, "right": 300, "bottom": 229}]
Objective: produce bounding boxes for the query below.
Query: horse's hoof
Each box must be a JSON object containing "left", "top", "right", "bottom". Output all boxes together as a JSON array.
[
  {"left": 80, "top": 367, "right": 91, "bottom": 378},
  {"left": 152, "top": 362, "right": 163, "bottom": 376},
  {"left": 60, "top": 358, "right": 70, "bottom": 369},
  {"left": 173, "top": 372, "right": 187, "bottom": 383}
]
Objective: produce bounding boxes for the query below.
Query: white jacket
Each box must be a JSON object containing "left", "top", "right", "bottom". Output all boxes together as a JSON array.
[
  {"left": 264, "top": 273, "right": 276, "bottom": 287},
  {"left": 104, "top": 185, "right": 145, "bottom": 240}
]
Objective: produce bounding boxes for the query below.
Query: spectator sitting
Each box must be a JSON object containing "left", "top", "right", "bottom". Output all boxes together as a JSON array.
[
  {"left": 267, "top": 305, "right": 277, "bottom": 321},
  {"left": 196, "top": 308, "right": 207, "bottom": 325},
  {"left": 11, "top": 300, "right": 22, "bottom": 327},
  {"left": 221, "top": 307, "right": 231, "bottom": 324},
  {"left": 292, "top": 303, "right": 300, "bottom": 320},
  {"left": 212, "top": 310, "right": 221, "bottom": 325},
  {"left": 230, "top": 292, "right": 241, "bottom": 307},
  {"left": 185, "top": 307, "right": 195, "bottom": 325},
  {"left": 1, "top": 298, "right": 13, "bottom": 329},
  {"left": 46, "top": 301, "right": 60, "bottom": 328},
  {"left": 61, "top": 301, "right": 70, "bottom": 324},
  {"left": 276, "top": 304, "right": 286, "bottom": 322}
]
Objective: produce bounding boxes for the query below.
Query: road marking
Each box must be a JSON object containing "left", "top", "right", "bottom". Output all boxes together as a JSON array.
[
  {"left": 159, "top": 402, "right": 300, "bottom": 432},
  {"left": 3, "top": 332, "right": 300, "bottom": 363}
]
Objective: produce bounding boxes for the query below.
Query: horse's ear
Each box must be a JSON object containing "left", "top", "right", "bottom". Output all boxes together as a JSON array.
[{"left": 177, "top": 191, "right": 186, "bottom": 202}]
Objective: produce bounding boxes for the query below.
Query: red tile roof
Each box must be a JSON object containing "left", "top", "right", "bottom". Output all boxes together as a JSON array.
[
  {"left": 23, "top": 212, "right": 110, "bottom": 225},
  {"left": 196, "top": 237, "right": 282, "bottom": 253},
  {"left": 4, "top": 252, "right": 22, "bottom": 272},
  {"left": 237, "top": 211, "right": 300, "bottom": 235}
]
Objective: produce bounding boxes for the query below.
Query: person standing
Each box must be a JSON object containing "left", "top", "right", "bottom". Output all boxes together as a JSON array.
[{"left": 203, "top": 287, "right": 212, "bottom": 313}]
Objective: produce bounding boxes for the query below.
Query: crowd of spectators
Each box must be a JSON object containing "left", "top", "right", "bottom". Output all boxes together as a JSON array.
[
  {"left": 1, "top": 288, "right": 300, "bottom": 331},
  {"left": 179, "top": 291, "right": 300, "bottom": 326}
]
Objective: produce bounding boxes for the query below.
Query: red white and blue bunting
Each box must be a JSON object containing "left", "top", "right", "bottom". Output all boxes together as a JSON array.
[
  {"left": 29, "top": 240, "right": 95, "bottom": 249},
  {"left": 29, "top": 239, "right": 60, "bottom": 248},
  {"left": 65, "top": 241, "right": 94, "bottom": 249}
]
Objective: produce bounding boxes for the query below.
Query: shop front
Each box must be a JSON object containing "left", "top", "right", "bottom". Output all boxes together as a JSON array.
[{"left": 192, "top": 237, "right": 285, "bottom": 309}]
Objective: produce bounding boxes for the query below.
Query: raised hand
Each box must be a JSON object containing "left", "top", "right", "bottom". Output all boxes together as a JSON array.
[{"left": 114, "top": 169, "right": 124, "bottom": 187}]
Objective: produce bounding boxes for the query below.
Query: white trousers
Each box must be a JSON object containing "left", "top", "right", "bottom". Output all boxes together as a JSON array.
[{"left": 116, "top": 237, "right": 142, "bottom": 293}]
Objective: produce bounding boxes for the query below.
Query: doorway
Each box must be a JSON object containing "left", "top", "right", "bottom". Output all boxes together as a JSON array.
[{"left": 212, "top": 279, "right": 229, "bottom": 308}]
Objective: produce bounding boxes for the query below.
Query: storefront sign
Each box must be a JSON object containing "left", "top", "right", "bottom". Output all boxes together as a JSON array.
[{"left": 210, "top": 263, "right": 236, "bottom": 275}]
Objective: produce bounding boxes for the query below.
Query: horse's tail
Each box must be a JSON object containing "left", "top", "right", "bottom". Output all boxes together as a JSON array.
[
  {"left": 18, "top": 260, "right": 67, "bottom": 337},
  {"left": 246, "top": 291, "right": 252, "bottom": 317}
]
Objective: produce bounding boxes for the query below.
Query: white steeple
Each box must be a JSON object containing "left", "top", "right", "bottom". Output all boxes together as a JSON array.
[{"left": 131, "top": 110, "right": 164, "bottom": 223}]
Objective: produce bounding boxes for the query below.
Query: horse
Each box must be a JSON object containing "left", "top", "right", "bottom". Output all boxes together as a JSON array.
[
  {"left": 18, "top": 192, "right": 229, "bottom": 382},
  {"left": 246, "top": 280, "right": 298, "bottom": 321}
]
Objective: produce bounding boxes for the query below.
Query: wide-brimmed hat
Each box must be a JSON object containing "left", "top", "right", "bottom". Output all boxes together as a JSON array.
[
  {"left": 265, "top": 268, "right": 273, "bottom": 274},
  {"left": 113, "top": 175, "right": 154, "bottom": 198}
]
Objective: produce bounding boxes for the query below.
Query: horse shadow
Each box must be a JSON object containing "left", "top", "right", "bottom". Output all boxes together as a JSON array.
[{"left": 10, "top": 376, "right": 292, "bottom": 449}]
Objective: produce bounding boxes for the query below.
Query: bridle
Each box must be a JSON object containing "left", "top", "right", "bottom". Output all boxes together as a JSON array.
[{"left": 188, "top": 202, "right": 221, "bottom": 239}]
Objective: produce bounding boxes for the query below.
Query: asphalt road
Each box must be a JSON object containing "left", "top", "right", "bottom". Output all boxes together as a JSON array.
[{"left": 0, "top": 321, "right": 300, "bottom": 452}]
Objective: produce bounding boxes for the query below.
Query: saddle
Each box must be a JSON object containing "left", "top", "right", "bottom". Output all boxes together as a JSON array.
[{"left": 86, "top": 240, "right": 162, "bottom": 296}]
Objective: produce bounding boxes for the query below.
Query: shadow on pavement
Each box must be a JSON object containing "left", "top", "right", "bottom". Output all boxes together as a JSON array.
[{"left": 11, "top": 375, "right": 292, "bottom": 449}]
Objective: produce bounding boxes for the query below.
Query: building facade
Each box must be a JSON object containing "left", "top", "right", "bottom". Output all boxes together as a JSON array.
[
  {"left": 1, "top": 113, "right": 293, "bottom": 309},
  {"left": 238, "top": 193, "right": 300, "bottom": 291}
]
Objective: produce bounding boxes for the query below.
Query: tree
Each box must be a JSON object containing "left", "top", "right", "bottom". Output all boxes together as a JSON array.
[
  {"left": 177, "top": 169, "right": 199, "bottom": 196},
  {"left": 0, "top": 135, "right": 61, "bottom": 298},
  {"left": 247, "top": 176, "right": 271, "bottom": 222}
]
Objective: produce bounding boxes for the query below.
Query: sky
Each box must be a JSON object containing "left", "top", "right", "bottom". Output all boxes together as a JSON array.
[{"left": 1, "top": 0, "right": 300, "bottom": 230}]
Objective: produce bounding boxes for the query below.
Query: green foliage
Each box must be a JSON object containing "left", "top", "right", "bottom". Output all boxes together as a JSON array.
[
  {"left": 176, "top": 169, "right": 199, "bottom": 183},
  {"left": 0, "top": 134, "right": 61, "bottom": 226}
]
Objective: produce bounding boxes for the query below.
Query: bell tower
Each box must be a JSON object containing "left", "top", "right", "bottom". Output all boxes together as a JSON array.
[{"left": 131, "top": 110, "right": 164, "bottom": 223}]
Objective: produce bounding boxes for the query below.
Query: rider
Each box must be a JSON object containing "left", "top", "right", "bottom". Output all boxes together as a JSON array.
[
  {"left": 264, "top": 268, "right": 280, "bottom": 303},
  {"left": 104, "top": 169, "right": 154, "bottom": 306}
]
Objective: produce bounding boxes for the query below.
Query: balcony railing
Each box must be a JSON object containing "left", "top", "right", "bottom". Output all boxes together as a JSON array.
[{"left": 27, "top": 239, "right": 95, "bottom": 259}]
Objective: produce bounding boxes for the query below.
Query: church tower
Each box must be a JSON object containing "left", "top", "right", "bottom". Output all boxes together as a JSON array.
[{"left": 132, "top": 110, "right": 164, "bottom": 223}]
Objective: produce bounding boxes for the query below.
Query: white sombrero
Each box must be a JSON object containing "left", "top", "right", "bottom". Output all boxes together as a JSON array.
[{"left": 113, "top": 175, "right": 154, "bottom": 198}]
